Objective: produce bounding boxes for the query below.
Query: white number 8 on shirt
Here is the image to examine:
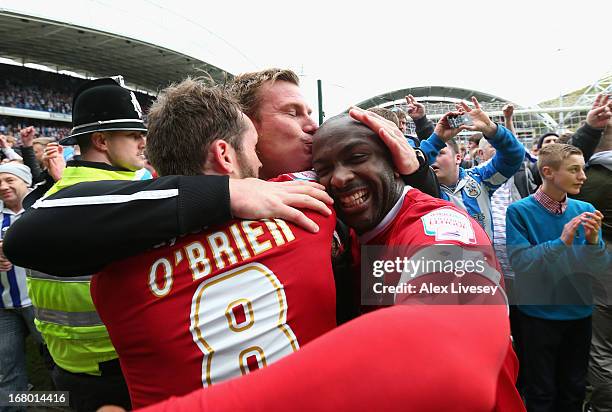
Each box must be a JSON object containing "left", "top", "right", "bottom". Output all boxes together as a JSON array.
[{"left": 190, "top": 262, "right": 299, "bottom": 386}]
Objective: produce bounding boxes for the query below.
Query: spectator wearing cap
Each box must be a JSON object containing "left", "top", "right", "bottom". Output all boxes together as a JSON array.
[
  {"left": 0, "top": 163, "right": 43, "bottom": 404},
  {"left": 23, "top": 77, "right": 148, "bottom": 411},
  {"left": 530, "top": 132, "right": 560, "bottom": 188},
  {"left": 537, "top": 132, "right": 560, "bottom": 149}
]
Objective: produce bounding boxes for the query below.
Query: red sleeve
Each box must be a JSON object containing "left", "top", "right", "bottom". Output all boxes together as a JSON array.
[{"left": 136, "top": 305, "right": 524, "bottom": 412}]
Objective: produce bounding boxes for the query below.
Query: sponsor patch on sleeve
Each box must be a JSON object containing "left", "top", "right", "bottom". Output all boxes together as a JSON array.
[{"left": 421, "top": 207, "right": 477, "bottom": 244}]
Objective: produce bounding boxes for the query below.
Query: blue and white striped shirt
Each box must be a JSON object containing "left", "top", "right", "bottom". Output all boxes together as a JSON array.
[{"left": 0, "top": 208, "right": 30, "bottom": 308}]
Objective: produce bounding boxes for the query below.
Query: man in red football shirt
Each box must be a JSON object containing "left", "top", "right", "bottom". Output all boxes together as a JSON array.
[
  {"left": 311, "top": 111, "right": 523, "bottom": 411},
  {"left": 90, "top": 79, "right": 337, "bottom": 408}
]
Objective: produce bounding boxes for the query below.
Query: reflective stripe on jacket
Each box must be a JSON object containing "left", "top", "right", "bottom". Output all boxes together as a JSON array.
[{"left": 28, "top": 164, "right": 137, "bottom": 374}]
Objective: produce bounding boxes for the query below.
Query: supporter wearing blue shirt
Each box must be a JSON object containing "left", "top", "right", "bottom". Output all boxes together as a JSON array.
[
  {"left": 506, "top": 143, "right": 608, "bottom": 412},
  {"left": 419, "top": 97, "right": 525, "bottom": 240},
  {"left": 0, "top": 164, "right": 43, "bottom": 403}
]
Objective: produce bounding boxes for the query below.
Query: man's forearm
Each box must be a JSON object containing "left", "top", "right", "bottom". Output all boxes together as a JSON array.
[
  {"left": 414, "top": 115, "right": 435, "bottom": 142},
  {"left": 20, "top": 146, "right": 44, "bottom": 183},
  {"left": 401, "top": 149, "right": 441, "bottom": 198},
  {"left": 488, "top": 125, "right": 525, "bottom": 177},
  {"left": 419, "top": 134, "right": 447, "bottom": 166},
  {"left": 4, "top": 175, "right": 231, "bottom": 276},
  {"left": 504, "top": 118, "right": 516, "bottom": 137},
  {"left": 2, "top": 147, "right": 22, "bottom": 161}
]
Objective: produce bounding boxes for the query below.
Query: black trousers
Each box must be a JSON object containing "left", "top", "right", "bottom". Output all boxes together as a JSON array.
[
  {"left": 509, "top": 305, "right": 524, "bottom": 395},
  {"left": 51, "top": 360, "right": 131, "bottom": 412},
  {"left": 517, "top": 311, "right": 591, "bottom": 412}
]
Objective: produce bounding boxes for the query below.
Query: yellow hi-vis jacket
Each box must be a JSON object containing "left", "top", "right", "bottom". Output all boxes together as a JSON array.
[{"left": 27, "top": 164, "right": 138, "bottom": 375}]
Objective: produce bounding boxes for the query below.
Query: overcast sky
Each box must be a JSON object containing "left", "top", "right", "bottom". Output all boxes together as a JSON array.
[{"left": 2, "top": 0, "right": 611, "bottom": 118}]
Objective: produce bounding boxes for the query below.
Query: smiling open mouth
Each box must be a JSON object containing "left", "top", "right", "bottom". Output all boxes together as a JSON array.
[{"left": 339, "top": 189, "right": 370, "bottom": 209}]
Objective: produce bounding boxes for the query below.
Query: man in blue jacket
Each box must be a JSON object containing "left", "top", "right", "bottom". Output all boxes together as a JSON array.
[{"left": 418, "top": 97, "right": 525, "bottom": 240}]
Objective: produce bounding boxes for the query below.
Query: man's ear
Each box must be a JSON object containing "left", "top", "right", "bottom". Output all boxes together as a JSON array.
[
  {"left": 90, "top": 132, "right": 108, "bottom": 151},
  {"left": 540, "top": 165, "right": 553, "bottom": 180},
  {"left": 249, "top": 115, "right": 261, "bottom": 135},
  {"left": 206, "top": 140, "right": 235, "bottom": 175},
  {"left": 455, "top": 153, "right": 462, "bottom": 166}
]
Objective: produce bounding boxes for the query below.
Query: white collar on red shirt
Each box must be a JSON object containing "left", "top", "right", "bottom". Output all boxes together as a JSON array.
[{"left": 359, "top": 186, "right": 411, "bottom": 244}]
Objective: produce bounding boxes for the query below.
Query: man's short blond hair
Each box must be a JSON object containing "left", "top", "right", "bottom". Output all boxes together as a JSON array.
[
  {"left": 537, "top": 143, "right": 583, "bottom": 173},
  {"left": 228, "top": 68, "right": 299, "bottom": 119}
]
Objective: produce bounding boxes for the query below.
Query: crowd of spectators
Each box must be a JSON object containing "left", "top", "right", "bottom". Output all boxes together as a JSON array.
[
  {"left": 0, "top": 63, "right": 154, "bottom": 115},
  {"left": 0, "top": 116, "right": 69, "bottom": 141},
  {"left": 362, "top": 95, "right": 611, "bottom": 410},
  {"left": 395, "top": 94, "right": 612, "bottom": 411},
  {"left": 0, "top": 80, "right": 72, "bottom": 113},
  {"left": 0, "top": 64, "right": 79, "bottom": 113},
  {"left": 0, "top": 64, "right": 155, "bottom": 143}
]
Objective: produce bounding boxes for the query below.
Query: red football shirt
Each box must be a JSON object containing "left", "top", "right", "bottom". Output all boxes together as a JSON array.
[{"left": 91, "top": 175, "right": 337, "bottom": 408}]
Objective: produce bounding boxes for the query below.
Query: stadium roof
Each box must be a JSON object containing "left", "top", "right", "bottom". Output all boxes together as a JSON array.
[
  {"left": 0, "top": 11, "right": 232, "bottom": 93},
  {"left": 355, "top": 86, "right": 508, "bottom": 109}
]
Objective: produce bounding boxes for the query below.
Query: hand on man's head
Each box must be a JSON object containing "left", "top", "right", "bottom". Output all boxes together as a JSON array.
[{"left": 349, "top": 106, "right": 419, "bottom": 175}]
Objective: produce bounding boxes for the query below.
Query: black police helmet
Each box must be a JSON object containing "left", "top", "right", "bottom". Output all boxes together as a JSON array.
[{"left": 60, "top": 77, "right": 147, "bottom": 146}]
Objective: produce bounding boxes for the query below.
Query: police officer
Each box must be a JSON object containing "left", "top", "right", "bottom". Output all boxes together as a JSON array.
[{"left": 27, "top": 77, "right": 148, "bottom": 411}]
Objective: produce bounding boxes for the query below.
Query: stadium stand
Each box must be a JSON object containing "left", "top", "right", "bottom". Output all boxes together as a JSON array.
[{"left": 0, "top": 63, "right": 155, "bottom": 141}]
